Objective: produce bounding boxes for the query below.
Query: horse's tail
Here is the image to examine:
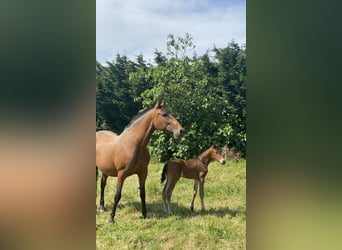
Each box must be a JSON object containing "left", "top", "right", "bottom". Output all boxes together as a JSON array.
[{"left": 161, "top": 162, "right": 168, "bottom": 183}]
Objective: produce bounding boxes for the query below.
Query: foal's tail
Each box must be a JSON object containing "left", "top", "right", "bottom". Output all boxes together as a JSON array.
[{"left": 161, "top": 162, "right": 168, "bottom": 183}]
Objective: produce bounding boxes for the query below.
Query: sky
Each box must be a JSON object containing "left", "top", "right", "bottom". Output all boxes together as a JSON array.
[{"left": 96, "top": 0, "right": 245, "bottom": 65}]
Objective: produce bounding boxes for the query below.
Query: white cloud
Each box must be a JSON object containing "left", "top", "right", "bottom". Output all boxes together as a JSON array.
[{"left": 96, "top": 0, "right": 245, "bottom": 64}]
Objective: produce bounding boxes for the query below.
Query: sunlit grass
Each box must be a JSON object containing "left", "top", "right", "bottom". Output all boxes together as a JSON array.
[{"left": 96, "top": 159, "right": 245, "bottom": 250}]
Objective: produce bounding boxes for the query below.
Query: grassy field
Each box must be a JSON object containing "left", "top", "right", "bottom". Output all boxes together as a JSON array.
[{"left": 96, "top": 158, "right": 246, "bottom": 250}]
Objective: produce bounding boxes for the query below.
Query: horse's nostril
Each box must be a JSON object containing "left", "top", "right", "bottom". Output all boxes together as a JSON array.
[{"left": 180, "top": 128, "right": 185, "bottom": 134}]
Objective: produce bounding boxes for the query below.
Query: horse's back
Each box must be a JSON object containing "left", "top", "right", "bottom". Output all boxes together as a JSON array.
[{"left": 96, "top": 130, "right": 118, "bottom": 144}]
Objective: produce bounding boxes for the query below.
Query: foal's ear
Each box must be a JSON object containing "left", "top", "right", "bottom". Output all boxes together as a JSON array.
[{"left": 213, "top": 144, "right": 219, "bottom": 149}]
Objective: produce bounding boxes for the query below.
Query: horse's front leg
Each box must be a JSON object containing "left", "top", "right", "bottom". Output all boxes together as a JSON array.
[
  {"left": 190, "top": 180, "right": 199, "bottom": 211},
  {"left": 199, "top": 178, "right": 205, "bottom": 212},
  {"left": 109, "top": 172, "right": 126, "bottom": 223},
  {"left": 138, "top": 171, "right": 148, "bottom": 219}
]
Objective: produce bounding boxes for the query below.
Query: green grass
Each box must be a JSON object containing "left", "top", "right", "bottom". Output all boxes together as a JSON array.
[{"left": 96, "top": 159, "right": 246, "bottom": 250}]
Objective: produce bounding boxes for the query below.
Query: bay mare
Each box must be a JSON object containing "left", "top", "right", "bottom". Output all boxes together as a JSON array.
[
  {"left": 161, "top": 144, "right": 226, "bottom": 215},
  {"left": 96, "top": 100, "right": 184, "bottom": 223}
]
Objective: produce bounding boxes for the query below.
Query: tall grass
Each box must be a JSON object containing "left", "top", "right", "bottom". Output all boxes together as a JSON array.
[{"left": 96, "top": 159, "right": 246, "bottom": 249}]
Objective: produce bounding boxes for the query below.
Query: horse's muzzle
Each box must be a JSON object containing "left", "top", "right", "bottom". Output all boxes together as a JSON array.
[
  {"left": 220, "top": 159, "right": 226, "bottom": 165},
  {"left": 173, "top": 128, "right": 185, "bottom": 139}
]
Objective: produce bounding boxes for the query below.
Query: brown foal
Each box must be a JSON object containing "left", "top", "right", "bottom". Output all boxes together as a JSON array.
[{"left": 161, "top": 144, "right": 226, "bottom": 214}]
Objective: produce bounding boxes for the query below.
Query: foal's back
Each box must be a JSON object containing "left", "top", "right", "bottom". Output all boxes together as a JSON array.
[{"left": 167, "top": 158, "right": 207, "bottom": 180}]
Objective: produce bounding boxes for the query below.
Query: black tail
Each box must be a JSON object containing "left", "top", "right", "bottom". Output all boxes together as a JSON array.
[{"left": 161, "top": 162, "right": 168, "bottom": 183}]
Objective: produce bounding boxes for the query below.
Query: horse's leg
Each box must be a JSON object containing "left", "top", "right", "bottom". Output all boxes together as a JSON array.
[
  {"left": 96, "top": 167, "right": 98, "bottom": 211},
  {"left": 138, "top": 171, "right": 148, "bottom": 219},
  {"left": 109, "top": 172, "right": 126, "bottom": 223},
  {"left": 199, "top": 178, "right": 205, "bottom": 212},
  {"left": 190, "top": 180, "right": 199, "bottom": 211},
  {"left": 99, "top": 173, "right": 108, "bottom": 212}
]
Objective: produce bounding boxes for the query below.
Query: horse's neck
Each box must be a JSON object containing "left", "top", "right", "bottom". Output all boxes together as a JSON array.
[
  {"left": 198, "top": 149, "right": 211, "bottom": 166},
  {"left": 120, "top": 111, "right": 155, "bottom": 148}
]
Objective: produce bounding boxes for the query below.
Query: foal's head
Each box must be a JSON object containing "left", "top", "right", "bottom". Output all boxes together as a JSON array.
[
  {"left": 152, "top": 100, "right": 185, "bottom": 139},
  {"left": 210, "top": 144, "right": 226, "bottom": 165}
]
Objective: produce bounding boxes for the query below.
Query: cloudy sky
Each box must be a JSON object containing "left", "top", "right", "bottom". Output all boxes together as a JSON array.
[{"left": 96, "top": 0, "right": 245, "bottom": 65}]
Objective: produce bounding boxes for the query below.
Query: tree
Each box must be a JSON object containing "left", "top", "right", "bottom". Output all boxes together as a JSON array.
[
  {"left": 130, "top": 34, "right": 246, "bottom": 161},
  {"left": 96, "top": 34, "right": 246, "bottom": 161}
]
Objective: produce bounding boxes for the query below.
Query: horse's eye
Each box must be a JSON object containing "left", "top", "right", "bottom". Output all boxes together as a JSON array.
[{"left": 162, "top": 113, "right": 169, "bottom": 117}]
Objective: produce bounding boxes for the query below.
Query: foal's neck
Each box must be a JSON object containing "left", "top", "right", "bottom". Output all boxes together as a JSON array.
[{"left": 198, "top": 149, "right": 212, "bottom": 166}]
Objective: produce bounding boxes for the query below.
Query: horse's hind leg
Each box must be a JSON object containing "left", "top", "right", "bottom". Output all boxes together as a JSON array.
[
  {"left": 99, "top": 173, "right": 108, "bottom": 212},
  {"left": 138, "top": 171, "right": 148, "bottom": 219},
  {"left": 190, "top": 180, "right": 199, "bottom": 211}
]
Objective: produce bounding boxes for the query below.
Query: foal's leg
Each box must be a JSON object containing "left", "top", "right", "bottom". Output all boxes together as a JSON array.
[
  {"left": 166, "top": 175, "right": 180, "bottom": 215},
  {"left": 99, "top": 174, "right": 108, "bottom": 212},
  {"left": 190, "top": 180, "right": 199, "bottom": 211},
  {"left": 199, "top": 179, "right": 205, "bottom": 212},
  {"left": 138, "top": 171, "right": 148, "bottom": 219},
  {"left": 109, "top": 172, "right": 126, "bottom": 223},
  {"left": 162, "top": 176, "right": 170, "bottom": 213}
]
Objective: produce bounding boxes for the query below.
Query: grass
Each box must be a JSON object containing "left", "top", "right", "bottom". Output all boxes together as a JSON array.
[{"left": 96, "top": 158, "right": 246, "bottom": 250}]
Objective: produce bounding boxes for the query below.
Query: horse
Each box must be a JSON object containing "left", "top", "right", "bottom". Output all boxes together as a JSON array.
[
  {"left": 160, "top": 144, "right": 226, "bottom": 215},
  {"left": 96, "top": 100, "right": 184, "bottom": 223}
]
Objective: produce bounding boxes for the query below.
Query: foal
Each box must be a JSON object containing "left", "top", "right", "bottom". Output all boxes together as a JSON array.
[{"left": 160, "top": 144, "right": 226, "bottom": 214}]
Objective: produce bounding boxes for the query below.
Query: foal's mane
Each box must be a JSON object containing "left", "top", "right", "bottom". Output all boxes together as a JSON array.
[
  {"left": 198, "top": 147, "right": 212, "bottom": 162},
  {"left": 198, "top": 145, "right": 219, "bottom": 164}
]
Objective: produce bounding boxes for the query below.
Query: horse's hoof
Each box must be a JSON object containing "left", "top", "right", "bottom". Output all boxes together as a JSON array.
[
  {"left": 98, "top": 207, "right": 106, "bottom": 213},
  {"left": 108, "top": 217, "right": 114, "bottom": 223},
  {"left": 190, "top": 207, "right": 194, "bottom": 212}
]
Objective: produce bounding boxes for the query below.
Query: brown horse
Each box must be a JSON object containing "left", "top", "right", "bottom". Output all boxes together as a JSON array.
[
  {"left": 160, "top": 144, "right": 226, "bottom": 215},
  {"left": 96, "top": 100, "right": 184, "bottom": 222}
]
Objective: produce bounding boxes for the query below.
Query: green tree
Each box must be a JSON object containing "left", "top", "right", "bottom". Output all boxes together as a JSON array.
[
  {"left": 96, "top": 55, "right": 144, "bottom": 132},
  {"left": 96, "top": 34, "right": 246, "bottom": 161},
  {"left": 130, "top": 34, "right": 245, "bottom": 161}
]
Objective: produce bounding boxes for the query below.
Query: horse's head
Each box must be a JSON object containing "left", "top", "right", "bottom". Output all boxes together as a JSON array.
[
  {"left": 152, "top": 100, "right": 185, "bottom": 139},
  {"left": 210, "top": 144, "right": 226, "bottom": 165}
]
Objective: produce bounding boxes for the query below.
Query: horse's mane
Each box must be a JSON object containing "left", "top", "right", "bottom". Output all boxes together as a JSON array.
[
  {"left": 123, "top": 105, "right": 169, "bottom": 131},
  {"left": 124, "top": 108, "right": 152, "bottom": 131}
]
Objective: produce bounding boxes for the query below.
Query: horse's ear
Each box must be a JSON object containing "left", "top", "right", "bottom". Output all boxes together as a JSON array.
[
  {"left": 213, "top": 144, "right": 218, "bottom": 149},
  {"left": 155, "top": 99, "right": 165, "bottom": 108},
  {"left": 154, "top": 99, "right": 162, "bottom": 108}
]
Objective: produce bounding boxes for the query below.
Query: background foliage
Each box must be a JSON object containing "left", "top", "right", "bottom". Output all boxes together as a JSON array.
[{"left": 96, "top": 33, "right": 246, "bottom": 161}]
